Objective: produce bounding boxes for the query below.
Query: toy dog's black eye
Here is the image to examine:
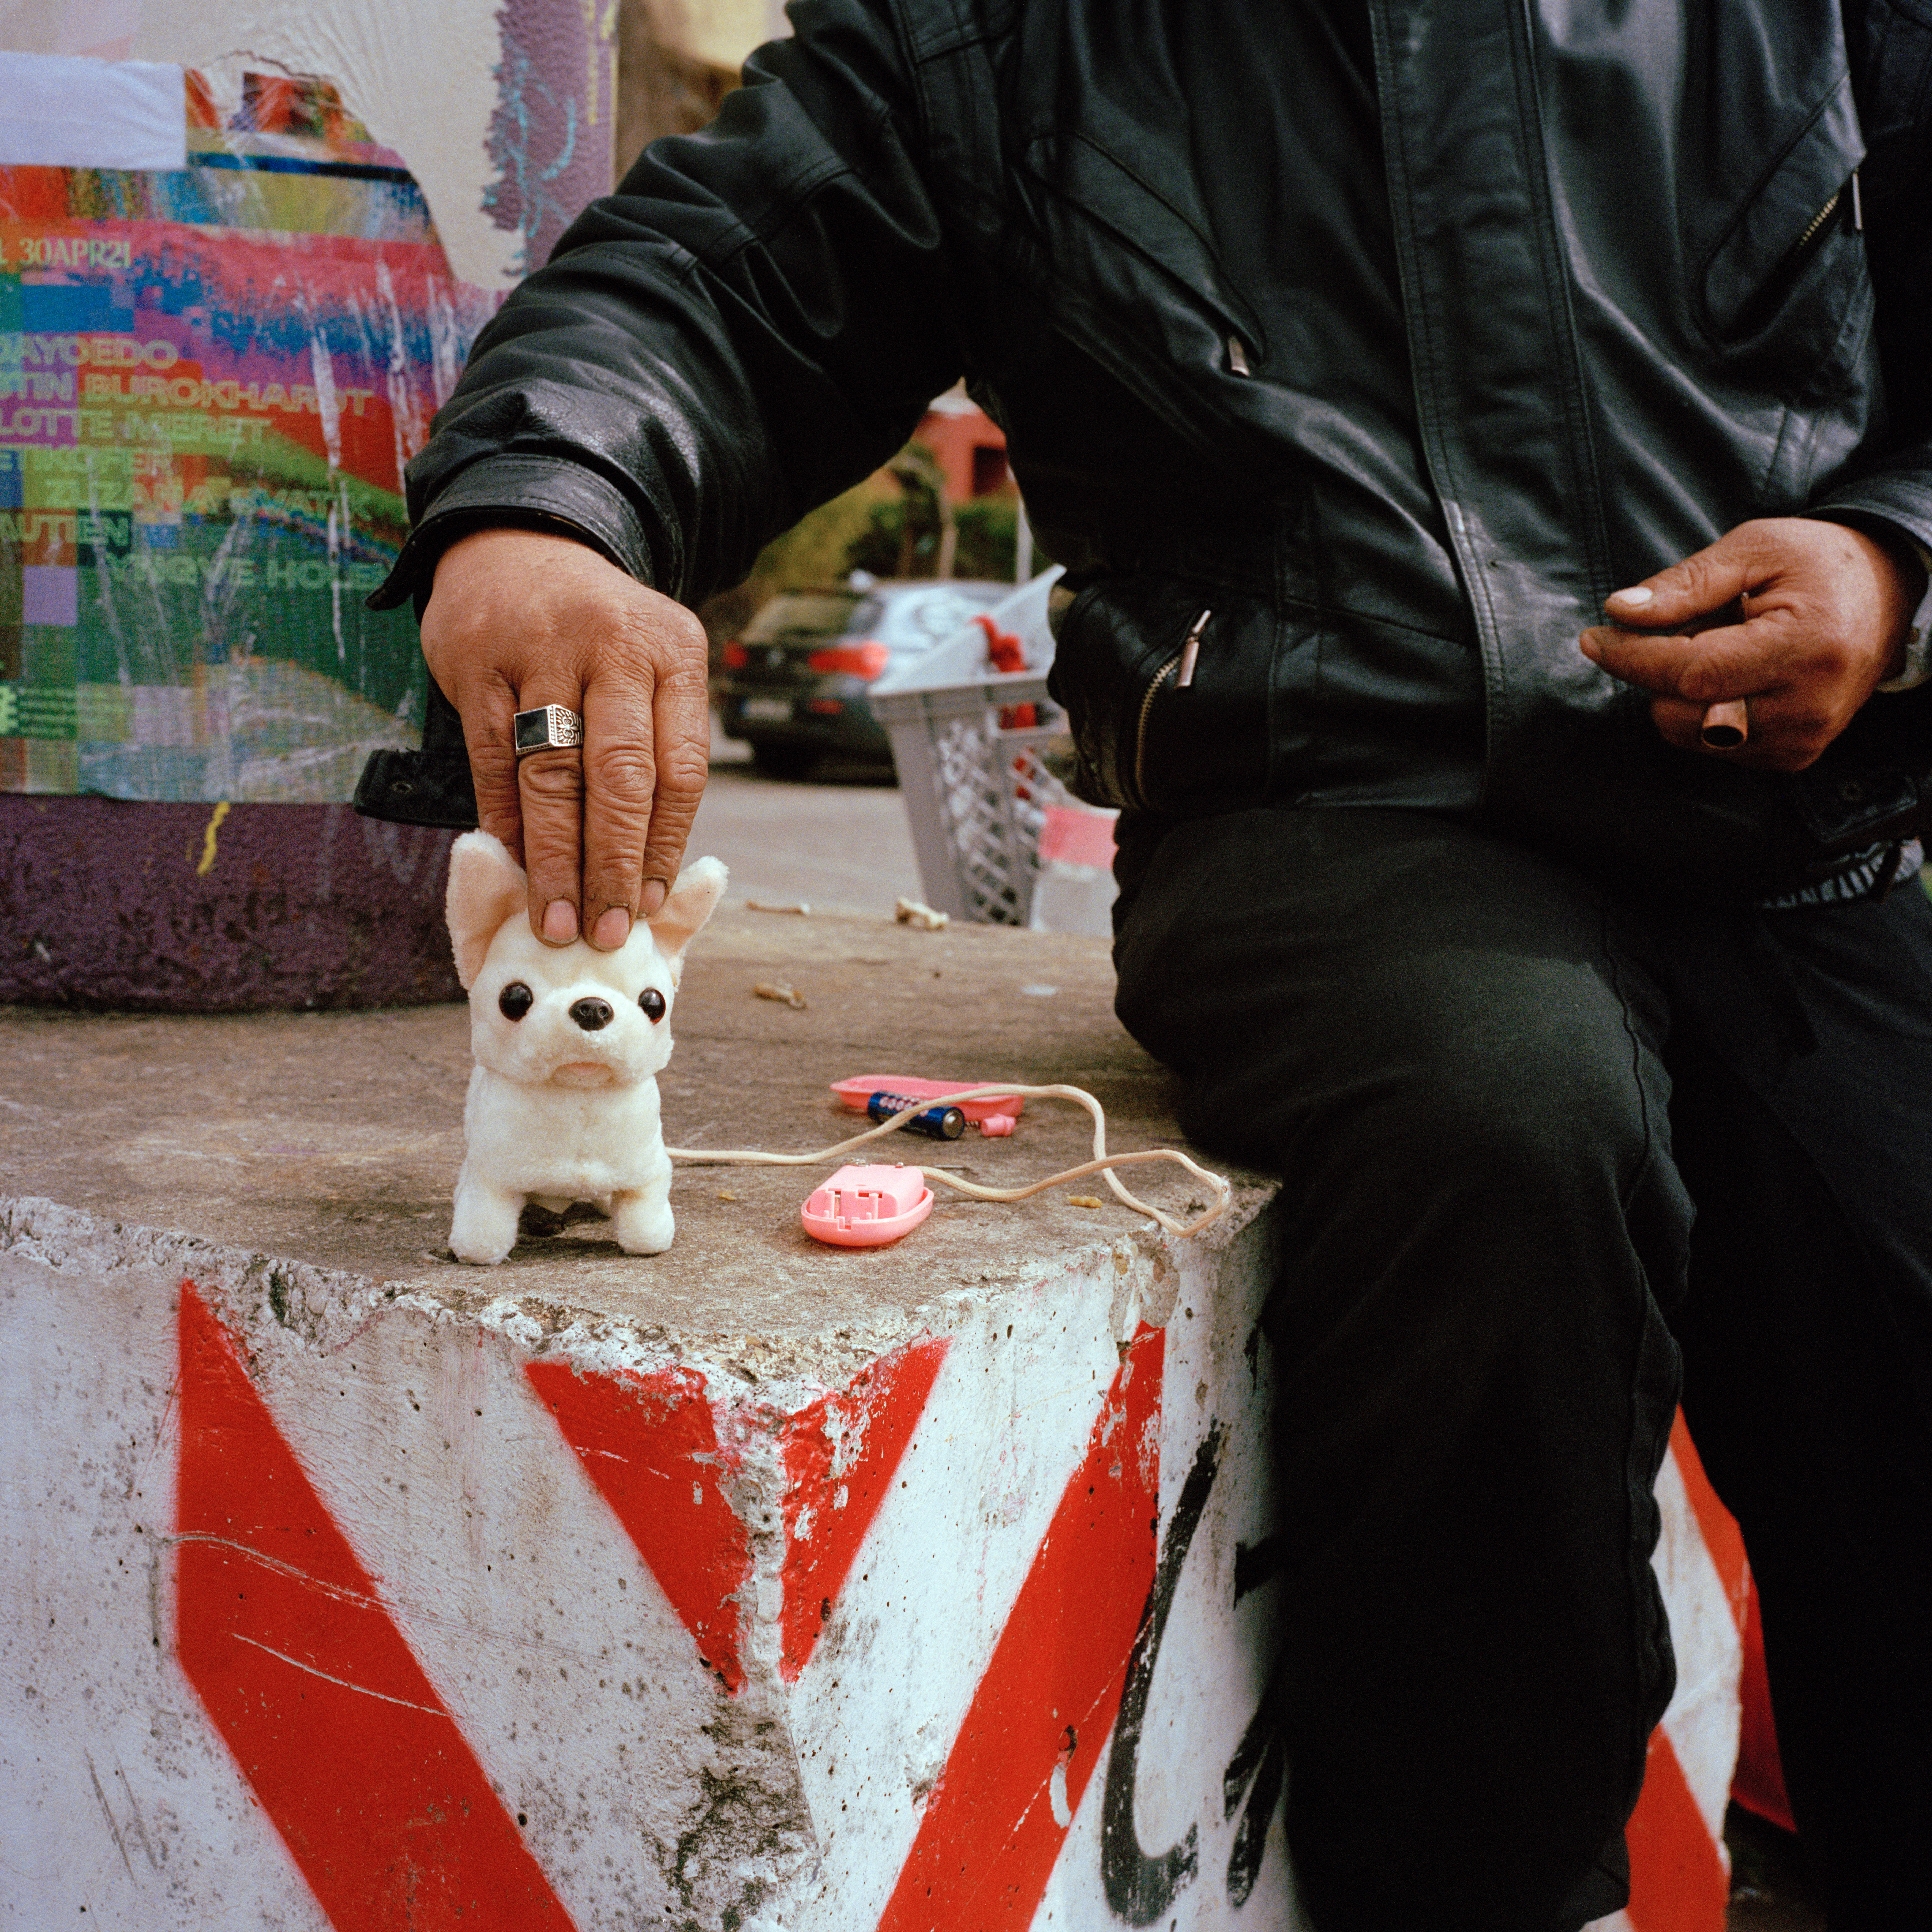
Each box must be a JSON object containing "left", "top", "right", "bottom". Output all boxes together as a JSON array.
[
  {"left": 639, "top": 987, "right": 666, "bottom": 1022},
  {"left": 498, "top": 981, "right": 534, "bottom": 1021}
]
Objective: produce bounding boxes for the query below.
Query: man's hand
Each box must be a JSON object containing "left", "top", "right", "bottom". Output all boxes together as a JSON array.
[
  {"left": 421, "top": 527, "right": 710, "bottom": 948},
  {"left": 1578, "top": 517, "right": 1925, "bottom": 771}
]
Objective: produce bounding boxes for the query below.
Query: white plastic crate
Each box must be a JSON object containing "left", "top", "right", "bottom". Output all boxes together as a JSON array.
[{"left": 870, "top": 566, "right": 1090, "bottom": 926}]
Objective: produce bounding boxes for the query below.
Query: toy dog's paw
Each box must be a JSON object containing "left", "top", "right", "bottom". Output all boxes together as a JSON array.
[
  {"left": 612, "top": 1192, "right": 675, "bottom": 1256},
  {"left": 451, "top": 1179, "right": 521, "bottom": 1265},
  {"left": 450, "top": 1227, "right": 515, "bottom": 1266}
]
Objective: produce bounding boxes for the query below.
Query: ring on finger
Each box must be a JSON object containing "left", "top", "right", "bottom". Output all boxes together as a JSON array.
[
  {"left": 513, "top": 703, "right": 584, "bottom": 757},
  {"left": 1699, "top": 698, "right": 1749, "bottom": 751}
]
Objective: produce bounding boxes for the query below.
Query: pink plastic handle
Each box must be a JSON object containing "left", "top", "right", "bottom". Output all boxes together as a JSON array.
[{"left": 801, "top": 1162, "right": 935, "bottom": 1248}]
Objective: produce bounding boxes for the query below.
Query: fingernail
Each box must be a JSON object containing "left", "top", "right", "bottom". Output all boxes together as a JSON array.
[
  {"left": 542, "top": 899, "right": 578, "bottom": 944},
  {"left": 1609, "top": 584, "right": 1654, "bottom": 607},
  {"left": 1579, "top": 633, "right": 1602, "bottom": 661},
  {"left": 591, "top": 906, "right": 631, "bottom": 950},
  {"left": 639, "top": 878, "right": 668, "bottom": 920}
]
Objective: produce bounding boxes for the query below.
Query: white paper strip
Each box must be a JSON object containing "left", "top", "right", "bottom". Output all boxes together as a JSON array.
[{"left": 0, "top": 52, "right": 187, "bottom": 172}]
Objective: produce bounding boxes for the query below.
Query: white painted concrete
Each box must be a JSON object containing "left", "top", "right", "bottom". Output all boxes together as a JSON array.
[
  {"left": 0, "top": 1187, "right": 1745, "bottom": 1930},
  {"left": 0, "top": 1195, "right": 1298, "bottom": 1928}
]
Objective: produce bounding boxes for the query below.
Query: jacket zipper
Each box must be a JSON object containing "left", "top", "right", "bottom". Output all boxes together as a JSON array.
[
  {"left": 1791, "top": 186, "right": 1843, "bottom": 258},
  {"left": 1131, "top": 657, "right": 1180, "bottom": 806},
  {"left": 1130, "top": 608, "right": 1212, "bottom": 807},
  {"left": 1732, "top": 178, "right": 1851, "bottom": 338}
]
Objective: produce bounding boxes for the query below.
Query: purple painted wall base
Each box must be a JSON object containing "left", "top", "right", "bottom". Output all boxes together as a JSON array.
[{"left": 0, "top": 798, "right": 461, "bottom": 1011}]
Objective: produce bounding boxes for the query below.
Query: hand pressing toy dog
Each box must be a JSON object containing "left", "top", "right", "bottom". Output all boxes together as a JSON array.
[{"left": 444, "top": 830, "right": 728, "bottom": 1265}]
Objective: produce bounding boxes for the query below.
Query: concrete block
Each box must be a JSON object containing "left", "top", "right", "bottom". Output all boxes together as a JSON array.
[
  {"left": 0, "top": 908, "right": 1743, "bottom": 1929},
  {"left": 0, "top": 1193, "right": 1284, "bottom": 1929}
]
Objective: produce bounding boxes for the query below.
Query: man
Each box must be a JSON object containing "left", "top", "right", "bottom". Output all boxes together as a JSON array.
[{"left": 371, "top": 3, "right": 1932, "bottom": 1923}]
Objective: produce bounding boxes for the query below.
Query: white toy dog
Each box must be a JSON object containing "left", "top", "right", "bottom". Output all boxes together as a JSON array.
[{"left": 444, "top": 829, "right": 727, "bottom": 1265}]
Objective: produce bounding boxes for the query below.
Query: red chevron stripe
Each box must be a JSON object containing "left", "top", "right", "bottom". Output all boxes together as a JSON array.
[
  {"left": 780, "top": 1336, "right": 950, "bottom": 1679},
  {"left": 1626, "top": 1724, "right": 1730, "bottom": 1932},
  {"left": 876, "top": 1325, "right": 1165, "bottom": 1932},
  {"left": 1734, "top": 1582, "right": 1796, "bottom": 1832},
  {"left": 526, "top": 1358, "right": 754, "bottom": 1694},
  {"left": 174, "top": 1282, "right": 576, "bottom": 1930}
]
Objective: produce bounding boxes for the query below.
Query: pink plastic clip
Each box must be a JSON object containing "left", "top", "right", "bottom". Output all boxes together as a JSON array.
[
  {"left": 801, "top": 1162, "right": 935, "bottom": 1248},
  {"left": 978, "top": 1113, "right": 1017, "bottom": 1137},
  {"left": 828, "top": 1074, "right": 1023, "bottom": 1125}
]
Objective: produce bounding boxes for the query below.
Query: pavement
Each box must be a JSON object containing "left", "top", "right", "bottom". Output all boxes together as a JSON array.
[
  {"left": 1726, "top": 1808, "right": 1826, "bottom": 1931},
  {"left": 688, "top": 723, "right": 925, "bottom": 916}
]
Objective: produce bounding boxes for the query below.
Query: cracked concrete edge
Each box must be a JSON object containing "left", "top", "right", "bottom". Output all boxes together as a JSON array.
[
  {"left": 0, "top": 1191, "right": 876, "bottom": 1404},
  {"left": 0, "top": 1187, "right": 1282, "bottom": 1416}
]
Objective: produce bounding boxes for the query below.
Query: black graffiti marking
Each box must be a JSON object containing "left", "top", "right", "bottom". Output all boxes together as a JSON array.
[
  {"left": 1222, "top": 1662, "right": 1288, "bottom": 1907},
  {"left": 1232, "top": 1532, "right": 1282, "bottom": 1604},
  {"left": 1100, "top": 1420, "right": 1223, "bottom": 1925}
]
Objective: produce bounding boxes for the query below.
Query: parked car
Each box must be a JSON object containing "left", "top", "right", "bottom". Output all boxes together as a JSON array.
[{"left": 713, "top": 578, "right": 1011, "bottom": 778}]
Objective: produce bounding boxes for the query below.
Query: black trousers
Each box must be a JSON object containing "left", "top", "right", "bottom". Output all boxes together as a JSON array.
[{"left": 1113, "top": 808, "right": 1932, "bottom": 1932}]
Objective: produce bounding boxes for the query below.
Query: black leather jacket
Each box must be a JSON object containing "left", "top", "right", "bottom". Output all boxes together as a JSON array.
[{"left": 378, "top": 0, "right": 1932, "bottom": 900}]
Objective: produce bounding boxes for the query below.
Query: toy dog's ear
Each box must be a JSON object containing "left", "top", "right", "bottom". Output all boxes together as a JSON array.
[
  {"left": 648, "top": 856, "right": 729, "bottom": 980},
  {"left": 446, "top": 830, "right": 527, "bottom": 989}
]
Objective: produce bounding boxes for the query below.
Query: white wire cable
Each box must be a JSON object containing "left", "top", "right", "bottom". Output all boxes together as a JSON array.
[{"left": 666, "top": 1082, "right": 1230, "bottom": 1238}]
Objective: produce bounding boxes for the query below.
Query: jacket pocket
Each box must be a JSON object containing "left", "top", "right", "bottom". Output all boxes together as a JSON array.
[
  {"left": 1699, "top": 77, "right": 1868, "bottom": 353},
  {"left": 1021, "top": 132, "right": 1267, "bottom": 377},
  {"left": 1046, "top": 573, "right": 1274, "bottom": 812}
]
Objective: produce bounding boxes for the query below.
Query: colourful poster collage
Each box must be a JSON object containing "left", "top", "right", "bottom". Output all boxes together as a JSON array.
[{"left": 0, "top": 72, "right": 496, "bottom": 800}]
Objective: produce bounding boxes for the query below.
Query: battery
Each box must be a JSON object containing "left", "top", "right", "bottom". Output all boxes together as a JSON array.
[{"left": 868, "top": 1091, "right": 968, "bottom": 1141}]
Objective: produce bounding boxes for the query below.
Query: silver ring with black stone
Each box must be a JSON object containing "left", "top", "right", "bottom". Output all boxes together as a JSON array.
[{"left": 512, "top": 704, "right": 585, "bottom": 757}]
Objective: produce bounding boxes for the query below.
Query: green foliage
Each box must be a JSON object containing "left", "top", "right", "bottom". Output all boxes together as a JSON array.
[
  {"left": 952, "top": 497, "right": 1019, "bottom": 581},
  {"left": 756, "top": 474, "right": 898, "bottom": 589},
  {"left": 842, "top": 494, "right": 1018, "bottom": 582}
]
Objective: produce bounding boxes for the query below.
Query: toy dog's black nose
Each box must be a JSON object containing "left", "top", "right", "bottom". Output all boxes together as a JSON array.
[{"left": 568, "top": 997, "right": 614, "bottom": 1032}]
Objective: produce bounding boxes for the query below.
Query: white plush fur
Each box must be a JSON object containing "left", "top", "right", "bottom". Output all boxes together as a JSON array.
[{"left": 444, "top": 831, "right": 728, "bottom": 1265}]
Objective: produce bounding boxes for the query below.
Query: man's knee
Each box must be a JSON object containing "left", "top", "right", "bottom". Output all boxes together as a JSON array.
[
  {"left": 1366, "top": 985, "right": 1650, "bottom": 1206},
  {"left": 1193, "top": 950, "right": 1654, "bottom": 1200},
  {"left": 1254, "top": 960, "right": 1689, "bottom": 1396}
]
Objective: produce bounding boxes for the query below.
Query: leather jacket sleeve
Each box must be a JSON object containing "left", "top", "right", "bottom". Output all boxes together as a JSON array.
[
  {"left": 371, "top": 0, "right": 964, "bottom": 611},
  {"left": 1813, "top": 0, "right": 1932, "bottom": 553}
]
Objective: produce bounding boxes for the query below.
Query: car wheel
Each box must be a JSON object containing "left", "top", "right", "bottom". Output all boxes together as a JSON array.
[{"left": 751, "top": 742, "right": 817, "bottom": 781}]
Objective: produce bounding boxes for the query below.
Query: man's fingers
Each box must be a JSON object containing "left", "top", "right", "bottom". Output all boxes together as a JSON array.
[
  {"left": 1645, "top": 688, "right": 1841, "bottom": 771},
  {"left": 1647, "top": 693, "right": 1725, "bottom": 755},
  {"left": 458, "top": 679, "right": 526, "bottom": 859},
  {"left": 420, "top": 546, "right": 523, "bottom": 857},
  {"left": 1582, "top": 517, "right": 1912, "bottom": 771},
  {"left": 416, "top": 529, "right": 718, "bottom": 941},
  {"left": 1580, "top": 610, "right": 1786, "bottom": 701},
  {"left": 516, "top": 689, "right": 590, "bottom": 944},
  {"left": 1604, "top": 526, "right": 1762, "bottom": 628},
  {"left": 578, "top": 669, "right": 659, "bottom": 951},
  {"left": 638, "top": 657, "right": 711, "bottom": 921}
]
